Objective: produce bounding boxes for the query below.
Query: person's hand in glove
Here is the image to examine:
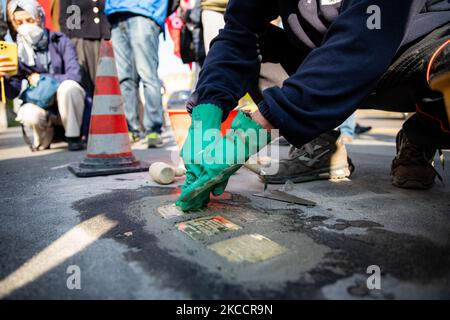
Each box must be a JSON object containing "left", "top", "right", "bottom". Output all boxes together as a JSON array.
[
  {"left": 176, "top": 111, "right": 272, "bottom": 210},
  {"left": 178, "top": 103, "right": 225, "bottom": 210}
]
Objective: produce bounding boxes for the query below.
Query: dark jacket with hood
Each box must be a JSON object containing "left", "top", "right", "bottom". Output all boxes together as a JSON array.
[{"left": 191, "top": 0, "right": 450, "bottom": 147}]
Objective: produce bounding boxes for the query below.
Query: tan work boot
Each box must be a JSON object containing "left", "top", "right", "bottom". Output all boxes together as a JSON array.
[
  {"left": 391, "top": 129, "right": 440, "bottom": 189},
  {"left": 260, "top": 130, "right": 354, "bottom": 184}
]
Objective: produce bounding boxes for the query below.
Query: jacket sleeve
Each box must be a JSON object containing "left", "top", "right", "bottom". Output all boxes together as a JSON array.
[
  {"left": 42, "top": 35, "right": 82, "bottom": 84},
  {"left": 187, "top": 0, "right": 279, "bottom": 117},
  {"left": 5, "top": 76, "right": 24, "bottom": 99},
  {"left": 5, "top": 63, "right": 29, "bottom": 99},
  {"left": 258, "top": 0, "right": 427, "bottom": 147}
]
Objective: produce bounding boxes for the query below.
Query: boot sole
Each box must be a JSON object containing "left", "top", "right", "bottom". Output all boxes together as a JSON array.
[
  {"left": 429, "top": 71, "right": 450, "bottom": 126},
  {"left": 392, "top": 177, "right": 434, "bottom": 190},
  {"left": 259, "top": 166, "right": 353, "bottom": 185}
]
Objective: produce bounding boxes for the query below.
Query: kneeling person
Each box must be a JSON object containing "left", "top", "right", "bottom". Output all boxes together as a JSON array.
[
  {"left": 177, "top": 0, "right": 450, "bottom": 211},
  {"left": 0, "top": 0, "right": 85, "bottom": 151}
]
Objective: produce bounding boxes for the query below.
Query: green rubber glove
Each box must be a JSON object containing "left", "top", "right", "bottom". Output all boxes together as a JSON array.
[
  {"left": 178, "top": 103, "right": 223, "bottom": 210},
  {"left": 177, "top": 111, "right": 272, "bottom": 210}
]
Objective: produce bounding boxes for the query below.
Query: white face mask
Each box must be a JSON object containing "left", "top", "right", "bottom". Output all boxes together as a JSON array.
[{"left": 17, "top": 24, "right": 44, "bottom": 45}]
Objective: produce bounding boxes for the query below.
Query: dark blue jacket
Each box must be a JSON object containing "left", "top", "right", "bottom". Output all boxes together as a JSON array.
[
  {"left": 6, "top": 31, "right": 82, "bottom": 99},
  {"left": 192, "top": 0, "right": 450, "bottom": 147}
]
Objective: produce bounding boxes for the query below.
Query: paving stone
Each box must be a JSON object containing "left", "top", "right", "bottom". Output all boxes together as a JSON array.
[
  {"left": 208, "top": 234, "right": 287, "bottom": 263},
  {"left": 158, "top": 204, "right": 185, "bottom": 219},
  {"left": 177, "top": 216, "right": 241, "bottom": 241}
]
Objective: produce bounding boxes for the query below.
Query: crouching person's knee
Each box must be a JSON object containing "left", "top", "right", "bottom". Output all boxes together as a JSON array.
[{"left": 57, "top": 80, "right": 86, "bottom": 104}]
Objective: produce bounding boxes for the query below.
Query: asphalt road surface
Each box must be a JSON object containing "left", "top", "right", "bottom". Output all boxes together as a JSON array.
[{"left": 1, "top": 111, "right": 449, "bottom": 299}]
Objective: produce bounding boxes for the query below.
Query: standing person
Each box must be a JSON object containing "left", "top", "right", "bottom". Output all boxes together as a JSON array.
[
  {"left": 58, "top": 0, "right": 110, "bottom": 100},
  {"left": 57, "top": 0, "right": 111, "bottom": 140},
  {"left": 0, "top": 0, "right": 85, "bottom": 151},
  {"left": 175, "top": 0, "right": 450, "bottom": 211},
  {"left": 105, "top": 0, "right": 167, "bottom": 148}
]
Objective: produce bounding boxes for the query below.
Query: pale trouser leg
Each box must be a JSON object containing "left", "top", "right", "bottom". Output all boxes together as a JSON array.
[
  {"left": 201, "top": 10, "right": 225, "bottom": 54},
  {"left": 338, "top": 113, "right": 356, "bottom": 138},
  {"left": 128, "top": 16, "right": 163, "bottom": 134},
  {"left": 56, "top": 80, "right": 86, "bottom": 138},
  {"left": 111, "top": 21, "right": 140, "bottom": 134},
  {"left": 16, "top": 103, "right": 53, "bottom": 149}
]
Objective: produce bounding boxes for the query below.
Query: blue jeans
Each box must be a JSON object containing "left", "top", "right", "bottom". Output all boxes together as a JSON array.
[
  {"left": 339, "top": 113, "right": 356, "bottom": 138},
  {"left": 111, "top": 15, "right": 163, "bottom": 134}
]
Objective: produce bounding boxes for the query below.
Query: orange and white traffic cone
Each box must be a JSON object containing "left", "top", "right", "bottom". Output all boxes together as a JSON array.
[{"left": 69, "top": 40, "right": 149, "bottom": 177}]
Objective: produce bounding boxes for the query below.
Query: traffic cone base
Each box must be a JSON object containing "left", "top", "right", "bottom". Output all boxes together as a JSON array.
[
  {"left": 68, "top": 157, "right": 149, "bottom": 178},
  {"left": 68, "top": 40, "right": 151, "bottom": 177}
]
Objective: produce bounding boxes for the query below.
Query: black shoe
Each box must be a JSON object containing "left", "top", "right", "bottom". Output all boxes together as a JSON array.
[
  {"left": 260, "top": 130, "right": 355, "bottom": 184},
  {"left": 354, "top": 123, "right": 372, "bottom": 135},
  {"left": 67, "top": 137, "right": 85, "bottom": 151},
  {"left": 391, "top": 129, "right": 440, "bottom": 189},
  {"left": 277, "top": 136, "right": 291, "bottom": 146}
]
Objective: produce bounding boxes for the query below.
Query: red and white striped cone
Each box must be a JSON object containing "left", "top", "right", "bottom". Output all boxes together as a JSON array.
[{"left": 69, "top": 40, "right": 149, "bottom": 177}]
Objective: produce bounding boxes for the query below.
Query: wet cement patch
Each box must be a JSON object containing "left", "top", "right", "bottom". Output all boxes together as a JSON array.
[{"left": 72, "top": 186, "right": 450, "bottom": 299}]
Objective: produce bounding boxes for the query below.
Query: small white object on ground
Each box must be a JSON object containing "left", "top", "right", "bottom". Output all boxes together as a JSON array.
[{"left": 149, "top": 162, "right": 186, "bottom": 185}]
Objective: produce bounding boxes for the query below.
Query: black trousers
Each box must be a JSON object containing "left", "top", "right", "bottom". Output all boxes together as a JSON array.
[
  {"left": 251, "top": 23, "right": 450, "bottom": 149},
  {"left": 71, "top": 38, "right": 101, "bottom": 98},
  {"left": 70, "top": 38, "right": 102, "bottom": 139}
]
